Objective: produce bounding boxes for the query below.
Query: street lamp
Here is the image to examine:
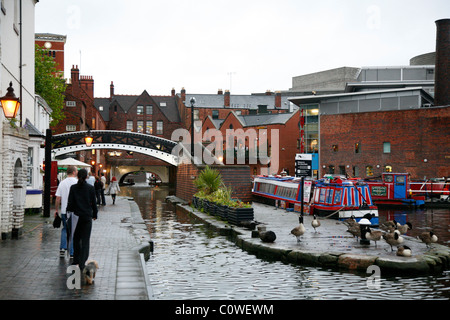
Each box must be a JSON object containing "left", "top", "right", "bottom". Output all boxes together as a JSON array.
[
  {"left": 0, "top": 82, "right": 21, "bottom": 119},
  {"left": 190, "top": 97, "right": 196, "bottom": 158},
  {"left": 84, "top": 129, "right": 94, "bottom": 147}
]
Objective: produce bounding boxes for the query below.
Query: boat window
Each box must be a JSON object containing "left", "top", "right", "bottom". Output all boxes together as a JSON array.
[
  {"left": 334, "top": 189, "right": 342, "bottom": 204},
  {"left": 319, "top": 188, "right": 326, "bottom": 203},
  {"left": 384, "top": 174, "right": 393, "bottom": 183},
  {"left": 326, "top": 189, "right": 334, "bottom": 204},
  {"left": 396, "top": 175, "right": 405, "bottom": 184}
]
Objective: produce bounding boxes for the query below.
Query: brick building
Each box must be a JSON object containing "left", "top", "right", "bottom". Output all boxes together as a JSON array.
[
  {"left": 52, "top": 65, "right": 107, "bottom": 174},
  {"left": 35, "top": 33, "right": 66, "bottom": 77}
]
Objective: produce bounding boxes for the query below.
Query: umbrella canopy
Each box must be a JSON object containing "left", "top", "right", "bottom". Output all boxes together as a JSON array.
[{"left": 57, "top": 157, "right": 91, "bottom": 168}]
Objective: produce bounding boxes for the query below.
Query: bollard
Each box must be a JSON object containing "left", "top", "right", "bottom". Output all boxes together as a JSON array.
[{"left": 358, "top": 218, "right": 371, "bottom": 245}]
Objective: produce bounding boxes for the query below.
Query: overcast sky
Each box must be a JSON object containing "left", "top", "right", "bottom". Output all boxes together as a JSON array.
[{"left": 35, "top": 0, "right": 449, "bottom": 98}]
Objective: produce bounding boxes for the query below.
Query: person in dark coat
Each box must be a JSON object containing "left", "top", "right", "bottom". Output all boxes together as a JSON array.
[
  {"left": 94, "top": 176, "right": 103, "bottom": 205},
  {"left": 67, "top": 168, "right": 98, "bottom": 272}
]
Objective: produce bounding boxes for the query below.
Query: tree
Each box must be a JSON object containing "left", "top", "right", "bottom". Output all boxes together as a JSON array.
[{"left": 35, "top": 44, "right": 66, "bottom": 127}]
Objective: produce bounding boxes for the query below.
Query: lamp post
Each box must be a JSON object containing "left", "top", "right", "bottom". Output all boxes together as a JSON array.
[
  {"left": 0, "top": 82, "right": 21, "bottom": 119},
  {"left": 190, "top": 97, "right": 196, "bottom": 159},
  {"left": 84, "top": 129, "right": 94, "bottom": 147}
]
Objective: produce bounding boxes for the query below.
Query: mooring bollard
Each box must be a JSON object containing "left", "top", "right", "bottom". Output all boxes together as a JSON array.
[{"left": 358, "top": 218, "right": 371, "bottom": 245}]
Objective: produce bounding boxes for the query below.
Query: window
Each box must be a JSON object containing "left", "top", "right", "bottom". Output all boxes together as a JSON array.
[
  {"left": 92, "top": 117, "right": 96, "bottom": 130},
  {"left": 66, "top": 101, "right": 76, "bottom": 107},
  {"left": 193, "top": 109, "right": 199, "bottom": 120},
  {"left": 156, "top": 121, "right": 163, "bottom": 134},
  {"left": 66, "top": 125, "right": 77, "bottom": 131},
  {"left": 366, "top": 165, "right": 374, "bottom": 177},
  {"left": 27, "top": 148, "right": 33, "bottom": 186},
  {"left": 146, "top": 105, "right": 153, "bottom": 115},
  {"left": 355, "top": 142, "right": 361, "bottom": 154},
  {"left": 146, "top": 121, "right": 153, "bottom": 134},
  {"left": 99, "top": 106, "right": 104, "bottom": 111},
  {"left": 127, "top": 120, "right": 133, "bottom": 132},
  {"left": 212, "top": 110, "right": 219, "bottom": 119},
  {"left": 328, "top": 165, "right": 335, "bottom": 174},
  {"left": 137, "top": 105, "right": 144, "bottom": 115},
  {"left": 160, "top": 102, "right": 167, "bottom": 107},
  {"left": 353, "top": 166, "right": 359, "bottom": 177},
  {"left": 383, "top": 142, "right": 391, "bottom": 153},
  {"left": 137, "top": 120, "right": 144, "bottom": 133},
  {"left": 339, "top": 166, "right": 346, "bottom": 175}
]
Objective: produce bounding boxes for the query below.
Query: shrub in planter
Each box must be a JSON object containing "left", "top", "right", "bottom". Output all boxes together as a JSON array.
[{"left": 227, "top": 200, "right": 254, "bottom": 225}]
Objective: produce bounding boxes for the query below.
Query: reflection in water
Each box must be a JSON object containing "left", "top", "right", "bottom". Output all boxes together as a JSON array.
[{"left": 124, "top": 185, "right": 450, "bottom": 300}]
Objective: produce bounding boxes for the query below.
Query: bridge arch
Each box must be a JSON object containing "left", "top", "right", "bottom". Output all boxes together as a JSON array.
[{"left": 51, "top": 130, "right": 179, "bottom": 166}]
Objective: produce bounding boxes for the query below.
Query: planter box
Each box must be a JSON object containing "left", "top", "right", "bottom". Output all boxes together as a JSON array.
[
  {"left": 216, "top": 204, "right": 228, "bottom": 220},
  {"left": 227, "top": 207, "right": 254, "bottom": 225}
]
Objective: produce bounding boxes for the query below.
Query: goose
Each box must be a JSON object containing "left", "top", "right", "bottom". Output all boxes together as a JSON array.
[
  {"left": 396, "top": 245, "right": 412, "bottom": 257},
  {"left": 365, "top": 227, "right": 383, "bottom": 247},
  {"left": 396, "top": 222, "right": 412, "bottom": 235},
  {"left": 290, "top": 216, "right": 306, "bottom": 243},
  {"left": 346, "top": 224, "right": 361, "bottom": 241},
  {"left": 382, "top": 231, "right": 404, "bottom": 251},
  {"left": 311, "top": 215, "right": 321, "bottom": 233},
  {"left": 417, "top": 231, "right": 438, "bottom": 247},
  {"left": 380, "top": 220, "right": 397, "bottom": 233},
  {"left": 343, "top": 215, "right": 358, "bottom": 228}
]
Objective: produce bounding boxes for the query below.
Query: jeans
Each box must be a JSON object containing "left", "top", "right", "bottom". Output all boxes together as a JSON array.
[
  {"left": 96, "top": 189, "right": 101, "bottom": 205},
  {"left": 100, "top": 189, "right": 106, "bottom": 205},
  {"left": 60, "top": 213, "right": 74, "bottom": 255}
]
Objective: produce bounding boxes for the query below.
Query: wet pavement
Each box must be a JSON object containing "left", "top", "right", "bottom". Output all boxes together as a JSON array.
[{"left": 0, "top": 196, "right": 151, "bottom": 300}]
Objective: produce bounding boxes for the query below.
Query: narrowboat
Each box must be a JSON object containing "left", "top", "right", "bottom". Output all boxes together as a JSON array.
[
  {"left": 252, "top": 175, "right": 379, "bottom": 225},
  {"left": 364, "top": 173, "right": 426, "bottom": 208},
  {"left": 310, "top": 175, "right": 379, "bottom": 226},
  {"left": 252, "top": 176, "right": 312, "bottom": 210}
]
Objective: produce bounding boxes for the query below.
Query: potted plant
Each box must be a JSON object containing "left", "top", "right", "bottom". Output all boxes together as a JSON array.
[
  {"left": 227, "top": 200, "right": 254, "bottom": 225},
  {"left": 193, "top": 166, "right": 222, "bottom": 214}
]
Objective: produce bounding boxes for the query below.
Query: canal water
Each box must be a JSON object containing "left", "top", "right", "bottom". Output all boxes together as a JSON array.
[{"left": 122, "top": 185, "right": 450, "bottom": 300}]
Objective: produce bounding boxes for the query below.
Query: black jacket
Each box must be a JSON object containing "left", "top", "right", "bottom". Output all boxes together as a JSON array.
[{"left": 67, "top": 181, "right": 98, "bottom": 221}]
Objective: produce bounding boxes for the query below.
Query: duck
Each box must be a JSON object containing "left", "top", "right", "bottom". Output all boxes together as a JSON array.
[
  {"left": 380, "top": 220, "right": 397, "bottom": 233},
  {"left": 311, "top": 215, "right": 321, "bottom": 233},
  {"left": 396, "top": 222, "right": 412, "bottom": 235},
  {"left": 396, "top": 245, "right": 412, "bottom": 257},
  {"left": 382, "top": 231, "right": 404, "bottom": 251},
  {"left": 291, "top": 216, "right": 306, "bottom": 243},
  {"left": 417, "top": 231, "right": 438, "bottom": 247},
  {"left": 365, "top": 227, "right": 383, "bottom": 247}
]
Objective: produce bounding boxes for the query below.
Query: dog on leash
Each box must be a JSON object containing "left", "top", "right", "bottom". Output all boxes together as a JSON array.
[{"left": 83, "top": 260, "right": 99, "bottom": 284}]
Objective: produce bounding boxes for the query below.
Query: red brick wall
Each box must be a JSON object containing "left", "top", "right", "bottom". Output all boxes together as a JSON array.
[
  {"left": 176, "top": 163, "right": 252, "bottom": 203},
  {"left": 320, "top": 107, "right": 450, "bottom": 179}
]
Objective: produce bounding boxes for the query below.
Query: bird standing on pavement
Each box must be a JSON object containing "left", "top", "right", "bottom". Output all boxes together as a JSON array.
[
  {"left": 365, "top": 227, "right": 383, "bottom": 247},
  {"left": 417, "top": 231, "right": 438, "bottom": 247},
  {"left": 343, "top": 215, "right": 358, "bottom": 228},
  {"left": 380, "top": 220, "right": 397, "bottom": 233},
  {"left": 346, "top": 223, "right": 361, "bottom": 241},
  {"left": 382, "top": 231, "right": 404, "bottom": 251},
  {"left": 311, "top": 215, "right": 321, "bottom": 233},
  {"left": 291, "top": 216, "right": 306, "bottom": 243},
  {"left": 396, "top": 222, "right": 412, "bottom": 235}
]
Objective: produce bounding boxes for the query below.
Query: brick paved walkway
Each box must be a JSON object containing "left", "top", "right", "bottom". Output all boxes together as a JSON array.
[{"left": 0, "top": 196, "right": 151, "bottom": 300}]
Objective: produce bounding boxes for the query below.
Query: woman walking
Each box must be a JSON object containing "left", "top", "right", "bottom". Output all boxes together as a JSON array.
[
  {"left": 109, "top": 176, "right": 121, "bottom": 205},
  {"left": 67, "top": 169, "right": 98, "bottom": 273}
]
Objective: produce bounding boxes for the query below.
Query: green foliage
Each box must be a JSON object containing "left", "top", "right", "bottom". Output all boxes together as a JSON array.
[
  {"left": 35, "top": 44, "right": 67, "bottom": 127},
  {"left": 193, "top": 166, "right": 223, "bottom": 195}
]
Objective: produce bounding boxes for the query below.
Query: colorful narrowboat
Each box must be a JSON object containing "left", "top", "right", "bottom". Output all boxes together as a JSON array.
[
  {"left": 365, "top": 173, "right": 425, "bottom": 208},
  {"left": 310, "top": 176, "right": 379, "bottom": 226}
]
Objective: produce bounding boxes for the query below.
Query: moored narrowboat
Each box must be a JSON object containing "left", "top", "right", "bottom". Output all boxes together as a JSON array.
[
  {"left": 365, "top": 173, "right": 425, "bottom": 208},
  {"left": 310, "top": 176, "right": 379, "bottom": 226}
]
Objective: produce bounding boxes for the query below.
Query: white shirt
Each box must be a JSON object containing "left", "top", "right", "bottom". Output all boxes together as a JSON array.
[
  {"left": 87, "top": 175, "right": 95, "bottom": 186},
  {"left": 55, "top": 177, "right": 78, "bottom": 214},
  {"left": 101, "top": 176, "right": 106, "bottom": 189}
]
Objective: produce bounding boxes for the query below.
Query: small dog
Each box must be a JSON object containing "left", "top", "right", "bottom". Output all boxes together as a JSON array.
[{"left": 83, "top": 260, "right": 99, "bottom": 285}]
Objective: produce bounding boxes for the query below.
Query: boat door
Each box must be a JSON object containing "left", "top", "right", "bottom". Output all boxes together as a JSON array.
[{"left": 394, "top": 174, "right": 407, "bottom": 199}]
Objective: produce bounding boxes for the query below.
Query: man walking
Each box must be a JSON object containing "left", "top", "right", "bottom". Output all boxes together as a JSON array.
[
  {"left": 100, "top": 172, "right": 106, "bottom": 206},
  {"left": 55, "top": 165, "right": 78, "bottom": 258}
]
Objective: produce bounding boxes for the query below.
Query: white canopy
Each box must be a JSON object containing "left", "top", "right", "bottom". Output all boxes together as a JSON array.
[{"left": 57, "top": 157, "right": 91, "bottom": 168}]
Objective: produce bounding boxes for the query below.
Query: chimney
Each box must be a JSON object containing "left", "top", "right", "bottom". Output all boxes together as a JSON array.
[
  {"left": 171, "top": 88, "right": 176, "bottom": 96},
  {"left": 275, "top": 91, "right": 281, "bottom": 108},
  {"left": 434, "top": 19, "right": 450, "bottom": 106},
  {"left": 71, "top": 65, "right": 79, "bottom": 84},
  {"left": 224, "top": 90, "right": 230, "bottom": 107},
  {"left": 80, "top": 75, "right": 94, "bottom": 100},
  {"left": 110, "top": 81, "right": 114, "bottom": 98},
  {"left": 218, "top": 89, "right": 223, "bottom": 95},
  {"left": 181, "top": 87, "right": 186, "bottom": 104},
  {"left": 265, "top": 90, "right": 272, "bottom": 96}
]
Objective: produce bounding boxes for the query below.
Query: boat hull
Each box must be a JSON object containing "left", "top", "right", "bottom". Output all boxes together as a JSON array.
[{"left": 311, "top": 206, "right": 379, "bottom": 226}]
